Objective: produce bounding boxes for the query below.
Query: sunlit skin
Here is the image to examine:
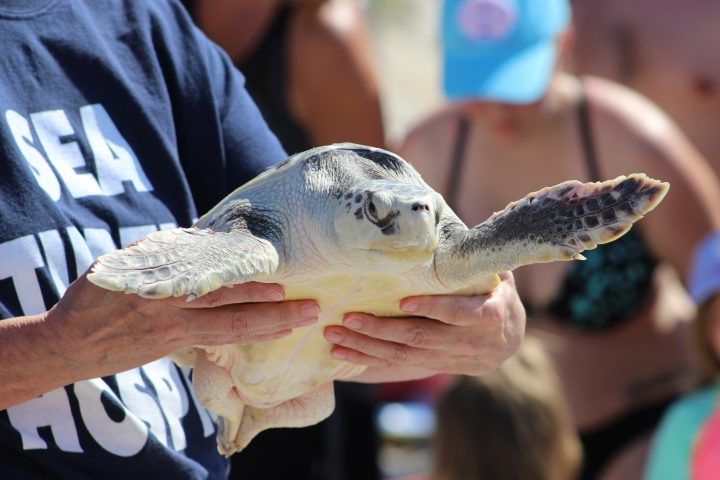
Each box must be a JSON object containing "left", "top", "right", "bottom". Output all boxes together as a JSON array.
[
  {"left": 462, "top": 98, "right": 548, "bottom": 142},
  {"left": 193, "top": 0, "right": 386, "bottom": 148}
]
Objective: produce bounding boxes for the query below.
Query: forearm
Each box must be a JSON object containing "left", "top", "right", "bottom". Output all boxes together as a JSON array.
[
  {"left": 0, "top": 276, "right": 319, "bottom": 410},
  {"left": 0, "top": 313, "right": 75, "bottom": 410}
]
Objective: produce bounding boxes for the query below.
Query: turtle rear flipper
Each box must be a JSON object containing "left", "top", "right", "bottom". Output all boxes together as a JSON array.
[
  {"left": 219, "top": 383, "right": 335, "bottom": 456},
  {"left": 87, "top": 227, "right": 280, "bottom": 300},
  {"left": 436, "top": 174, "right": 669, "bottom": 286}
]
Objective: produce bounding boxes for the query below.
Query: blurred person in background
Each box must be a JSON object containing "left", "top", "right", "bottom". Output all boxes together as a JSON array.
[
  {"left": 179, "top": 1, "right": 385, "bottom": 478},
  {"left": 428, "top": 336, "right": 581, "bottom": 480},
  {"left": 644, "top": 243, "right": 720, "bottom": 480},
  {"left": 180, "top": 0, "right": 385, "bottom": 154},
  {"left": 571, "top": 0, "right": 720, "bottom": 177},
  {"left": 399, "top": 0, "right": 720, "bottom": 478}
]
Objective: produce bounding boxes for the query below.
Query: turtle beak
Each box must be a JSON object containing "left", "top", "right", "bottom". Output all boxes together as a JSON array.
[{"left": 373, "top": 197, "right": 438, "bottom": 252}]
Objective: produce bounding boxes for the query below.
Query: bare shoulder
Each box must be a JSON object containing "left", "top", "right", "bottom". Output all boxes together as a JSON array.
[
  {"left": 291, "top": 0, "right": 376, "bottom": 82},
  {"left": 398, "top": 106, "right": 466, "bottom": 194},
  {"left": 583, "top": 76, "right": 711, "bottom": 181},
  {"left": 401, "top": 106, "right": 464, "bottom": 154},
  {"left": 294, "top": 0, "right": 367, "bottom": 50},
  {"left": 288, "top": 0, "right": 384, "bottom": 146},
  {"left": 583, "top": 76, "right": 676, "bottom": 148}
]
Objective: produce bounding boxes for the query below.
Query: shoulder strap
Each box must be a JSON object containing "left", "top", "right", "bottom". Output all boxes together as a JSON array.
[
  {"left": 577, "top": 83, "right": 602, "bottom": 182},
  {"left": 179, "top": 0, "right": 197, "bottom": 18},
  {"left": 446, "top": 115, "right": 470, "bottom": 209},
  {"left": 238, "top": 5, "right": 312, "bottom": 154}
]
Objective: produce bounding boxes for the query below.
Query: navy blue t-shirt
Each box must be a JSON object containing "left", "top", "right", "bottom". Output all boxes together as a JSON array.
[{"left": 0, "top": 0, "right": 286, "bottom": 478}]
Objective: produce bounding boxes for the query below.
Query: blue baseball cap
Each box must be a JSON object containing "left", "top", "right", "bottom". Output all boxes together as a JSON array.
[{"left": 442, "top": 0, "right": 570, "bottom": 103}]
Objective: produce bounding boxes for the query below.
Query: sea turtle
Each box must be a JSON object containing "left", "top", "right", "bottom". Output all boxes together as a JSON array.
[{"left": 87, "top": 143, "right": 669, "bottom": 455}]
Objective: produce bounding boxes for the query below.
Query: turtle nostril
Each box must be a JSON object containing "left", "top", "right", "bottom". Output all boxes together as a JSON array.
[{"left": 412, "top": 202, "right": 430, "bottom": 212}]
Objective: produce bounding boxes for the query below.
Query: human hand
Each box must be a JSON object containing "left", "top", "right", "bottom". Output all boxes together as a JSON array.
[
  {"left": 43, "top": 272, "right": 319, "bottom": 384},
  {"left": 323, "top": 272, "right": 526, "bottom": 379}
]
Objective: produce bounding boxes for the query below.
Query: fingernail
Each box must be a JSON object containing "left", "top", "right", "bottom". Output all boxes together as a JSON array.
[
  {"left": 302, "top": 303, "right": 319, "bottom": 320},
  {"left": 267, "top": 288, "right": 285, "bottom": 301},
  {"left": 401, "top": 300, "right": 418, "bottom": 313},
  {"left": 273, "top": 329, "right": 292, "bottom": 338},
  {"left": 324, "top": 330, "right": 344, "bottom": 343},
  {"left": 344, "top": 316, "right": 362, "bottom": 330},
  {"left": 331, "top": 348, "right": 347, "bottom": 359}
]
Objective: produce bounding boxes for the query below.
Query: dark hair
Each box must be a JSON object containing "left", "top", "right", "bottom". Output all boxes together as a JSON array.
[{"left": 432, "top": 336, "right": 581, "bottom": 480}]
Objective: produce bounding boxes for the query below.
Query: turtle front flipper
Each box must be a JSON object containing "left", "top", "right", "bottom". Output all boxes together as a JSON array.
[
  {"left": 87, "top": 227, "right": 280, "bottom": 300},
  {"left": 436, "top": 174, "right": 669, "bottom": 286}
]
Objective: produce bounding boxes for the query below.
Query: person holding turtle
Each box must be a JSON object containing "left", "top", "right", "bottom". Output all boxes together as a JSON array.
[
  {"left": 0, "top": 0, "right": 527, "bottom": 478},
  {"left": 399, "top": 0, "right": 720, "bottom": 478}
]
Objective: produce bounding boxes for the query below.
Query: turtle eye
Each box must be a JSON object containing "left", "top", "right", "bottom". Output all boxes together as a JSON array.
[{"left": 368, "top": 201, "right": 377, "bottom": 217}]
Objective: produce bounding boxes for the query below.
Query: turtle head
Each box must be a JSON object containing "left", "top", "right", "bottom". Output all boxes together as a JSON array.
[{"left": 333, "top": 181, "right": 441, "bottom": 263}]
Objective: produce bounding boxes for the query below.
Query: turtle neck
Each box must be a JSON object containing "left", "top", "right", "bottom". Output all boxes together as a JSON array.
[{"left": 0, "top": 0, "right": 58, "bottom": 18}]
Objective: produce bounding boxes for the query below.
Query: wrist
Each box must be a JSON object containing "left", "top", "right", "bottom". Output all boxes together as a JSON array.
[{"left": 0, "top": 312, "right": 77, "bottom": 409}]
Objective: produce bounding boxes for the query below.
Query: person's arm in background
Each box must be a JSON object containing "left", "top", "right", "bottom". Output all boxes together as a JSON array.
[
  {"left": 289, "top": 0, "right": 386, "bottom": 147},
  {"left": 187, "top": 0, "right": 385, "bottom": 149}
]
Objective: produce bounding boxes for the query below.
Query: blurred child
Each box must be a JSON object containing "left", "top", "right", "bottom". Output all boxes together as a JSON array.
[
  {"left": 644, "top": 278, "right": 720, "bottom": 480},
  {"left": 429, "top": 336, "right": 581, "bottom": 480}
]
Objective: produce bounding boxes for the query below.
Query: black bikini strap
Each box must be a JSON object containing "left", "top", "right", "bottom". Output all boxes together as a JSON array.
[
  {"left": 577, "top": 84, "right": 602, "bottom": 182},
  {"left": 446, "top": 115, "right": 470, "bottom": 209},
  {"left": 179, "top": 0, "right": 197, "bottom": 18}
]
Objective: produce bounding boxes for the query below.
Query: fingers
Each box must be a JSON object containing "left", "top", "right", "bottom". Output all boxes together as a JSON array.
[
  {"left": 398, "top": 294, "right": 490, "bottom": 326},
  {"left": 195, "top": 329, "right": 293, "bottom": 347},
  {"left": 322, "top": 270, "right": 525, "bottom": 376},
  {"left": 166, "top": 282, "right": 285, "bottom": 308},
  {"left": 325, "top": 314, "right": 485, "bottom": 355},
  {"left": 329, "top": 314, "right": 472, "bottom": 352},
  {"left": 398, "top": 271, "right": 518, "bottom": 326},
  {"left": 183, "top": 299, "right": 320, "bottom": 344},
  {"left": 324, "top": 326, "right": 490, "bottom": 374},
  {"left": 324, "top": 326, "right": 426, "bottom": 366},
  {"left": 497, "top": 270, "right": 515, "bottom": 283}
]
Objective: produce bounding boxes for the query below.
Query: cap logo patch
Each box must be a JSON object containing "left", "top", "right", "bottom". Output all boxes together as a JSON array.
[{"left": 456, "top": 0, "right": 518, "bottom": 41}]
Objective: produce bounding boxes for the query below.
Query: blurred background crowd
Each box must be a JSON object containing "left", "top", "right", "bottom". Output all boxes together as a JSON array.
[{"left": 186, "top": 0, "right": 720, "bottom": 479}]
